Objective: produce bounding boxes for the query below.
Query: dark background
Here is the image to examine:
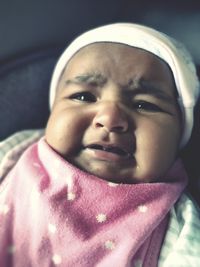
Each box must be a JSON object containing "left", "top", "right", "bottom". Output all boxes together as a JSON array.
[
  {"left": 0, "top": 0, "right": 200, "bottom": 202},
  {"left": 1, "top": 0, "right": 200, "bottom": 65}
]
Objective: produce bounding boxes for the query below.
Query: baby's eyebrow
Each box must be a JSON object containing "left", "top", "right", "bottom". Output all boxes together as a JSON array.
[
  {"left": 127, "top": 79, "right": 177, "bottom": 104},
  {"left": 65, "top": 73, "right": 107, "bottom": 86}
]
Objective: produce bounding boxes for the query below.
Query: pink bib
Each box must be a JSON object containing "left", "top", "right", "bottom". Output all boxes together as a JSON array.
[{"left": 0, "top": 138, "right": 187, "bottom": 267}]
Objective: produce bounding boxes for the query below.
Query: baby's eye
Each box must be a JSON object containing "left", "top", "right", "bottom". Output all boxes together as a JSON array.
[
  {"left": 69, "top": 92, "right": 97, "bottom": 102},
  {"left": 133, "top": 101, "right": 164, "bottom": 113}
]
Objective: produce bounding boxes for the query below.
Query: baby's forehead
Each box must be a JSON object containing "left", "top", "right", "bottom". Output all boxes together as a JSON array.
[
  {"left": 55, "top": 42, "right": 178, "bottom": 105},
  {"left": 60, "top": 42, "right": 174, "bottom": 85}
]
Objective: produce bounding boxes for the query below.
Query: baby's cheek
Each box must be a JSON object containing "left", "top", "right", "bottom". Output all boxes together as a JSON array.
[
  {"left": 45, "top": 111, "right": 84, "bottom": 158},
  {"left": 135, "top": 121, "right": 180, "bottom": 181}
]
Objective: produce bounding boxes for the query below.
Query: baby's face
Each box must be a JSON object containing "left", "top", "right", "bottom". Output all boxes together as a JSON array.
[{"left": 45, "top": 43, "right": 181, "bottom": 183}]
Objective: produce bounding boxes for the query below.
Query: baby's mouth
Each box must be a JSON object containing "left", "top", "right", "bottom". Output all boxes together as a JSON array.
[{"left": 84, "top": 144, "right": 132, "bottom": 158}]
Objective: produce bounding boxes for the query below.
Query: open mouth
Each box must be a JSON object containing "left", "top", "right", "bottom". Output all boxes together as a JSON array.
[{"left": 85, "top": 144, "right": 132, "bottom": 158}]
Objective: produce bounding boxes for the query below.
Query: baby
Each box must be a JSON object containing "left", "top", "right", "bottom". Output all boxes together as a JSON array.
[{"left": 0, "top": 23, "right": 200, "bottom": 267}]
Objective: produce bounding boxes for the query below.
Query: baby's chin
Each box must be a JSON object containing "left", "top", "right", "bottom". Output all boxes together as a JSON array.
[
  {"left": 58, "top": 150, "right": 162, "bottom": 184},
  {"left": 70, "top": 160, "right": 144, "bottom": 184},
  {"left": 75, "top": 160, "right": 166, "bottom": 184}
]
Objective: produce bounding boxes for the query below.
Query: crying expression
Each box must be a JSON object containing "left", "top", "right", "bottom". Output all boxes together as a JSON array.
[{"left": 45, "top": 43, "right": 182, "bottom": 184}]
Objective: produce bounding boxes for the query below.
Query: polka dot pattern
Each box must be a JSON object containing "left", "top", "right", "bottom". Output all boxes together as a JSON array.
[
  {"left": 48, "top": 223, "right": 57, "bottom": 234},
  {"left": 96, "top": 213, "right": 107, "bottom": 223},
  {"left": 1, "top": 139, "right": 179, "bottom": 266},
  {"left": 138, "top": 205, "right": 148, "bottom": 213},
  {"left": 108, "top": 182, "right": 118, "bottom": 187},
  {"left": 52, "top": 254, "right": 62, "bottom": 265},
  {"left": 67, "top": 192, "right": 76, "bottom": 201},
  {"left": 105, "top": 240, "right": 115, "bottom": 250}
]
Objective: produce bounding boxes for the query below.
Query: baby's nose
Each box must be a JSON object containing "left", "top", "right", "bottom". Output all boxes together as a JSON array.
[{"left": 93, "top": 102, "right": 129, "bottom": 133}]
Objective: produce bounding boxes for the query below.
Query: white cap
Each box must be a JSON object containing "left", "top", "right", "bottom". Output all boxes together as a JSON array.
[{"left": 49, "top": 23, "right": 200, "bottom": 147}]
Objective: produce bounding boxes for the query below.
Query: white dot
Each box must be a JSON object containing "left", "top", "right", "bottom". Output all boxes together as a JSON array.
[
  {"left": 138, "top": 205, "right": 148, "bottom": 213},
  {"left": 65, "top": 175, "right": 74, "bottom": 191},
  {"left": 52, "top": 254, "right": 62, "bottom": 265},
  {"left": 7, "top": 245, "right": 15, "bottom": 254},
  {"left": 108, "top": 182, "right": 118, "bottom": 187},
  {"left": 134, "top": 259, "right": 143, "bottom": 267},
  {"left": 0, "top": 204, "right": 9, "bottom": 214},
  {"left": 96, "top": 213, "right": 107, "bottom": 223},
  {"left": 67, "top": 192, "right": 76, "bottom": 201},
  {"left": 105, "top": 240, "right": 115, "bottom": 250},
  {"left": 48, "top": 223, "right": 57, "bottom": 234}
]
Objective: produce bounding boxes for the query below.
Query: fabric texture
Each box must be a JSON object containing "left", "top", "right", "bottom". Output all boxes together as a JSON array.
[
  {"left": 0, "top": 138, "right": 187, "bottom": 267},
  {"left": 158, "top": 193, "right": 200, "bottom": 267},
  {"left": 49, "top": 23, "right": 200, "bottom": 147},
  {"left": 0, "top": 129, "right": 44, "bottom": 181}
]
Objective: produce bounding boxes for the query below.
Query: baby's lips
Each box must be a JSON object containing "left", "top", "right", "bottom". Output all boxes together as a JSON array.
[{"left": 84, "top": 143, "right": 134, "bottom": 158}]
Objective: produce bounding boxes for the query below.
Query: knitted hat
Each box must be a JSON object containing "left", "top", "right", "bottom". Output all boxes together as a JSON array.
[{"left": 49, "top": 23, "right": 199, "bottom": 147}]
